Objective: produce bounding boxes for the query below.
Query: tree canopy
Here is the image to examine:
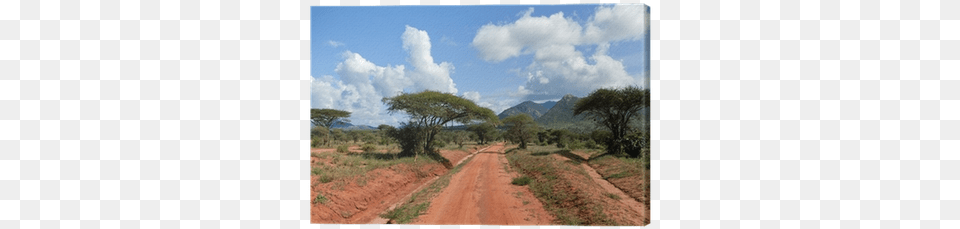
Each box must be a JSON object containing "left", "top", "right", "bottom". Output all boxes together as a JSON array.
[
  {"left": 467, "top": 122, "right": 498, "bottom": 145},
  {"left": 383, "top": 90, "right": 498, "bottom": 157},
  {"left": 503, "top": 114, "right": 539, "bottom": 149},
  {"left": 573, "top": 86, "right": 649, "bottom": 157},
  {"left": 310, "top": 108, "right": 351, "bottom": 129}
]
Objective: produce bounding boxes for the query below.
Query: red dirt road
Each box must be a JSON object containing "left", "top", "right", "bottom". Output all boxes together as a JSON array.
[{"left": 414, "top": 143, "right": 553, "bottom": 225}]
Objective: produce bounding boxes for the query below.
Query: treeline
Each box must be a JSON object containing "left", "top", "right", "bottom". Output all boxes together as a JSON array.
[
  {"left": 501, "top": 86, "right": 649, "bottom": 159},
  {"left": 311, "top": 85, "right": 649, "bottom": 160}
]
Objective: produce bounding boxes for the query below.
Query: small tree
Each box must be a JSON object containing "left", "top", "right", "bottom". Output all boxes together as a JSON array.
[
  {"left": 311, "top": 108, "right": 351, "bottom": 129},
  {"left": 331, "top": 129, "right": 346, "bottom": 144},
  {"left": 467, "top": 122, "right": 498, "bottom": 145},
  {"left": 348, "top": 130, "right": 362, "bottom": 144},
  {"left": 503, "top": 114, "right": 539, "bottom": 149},
  {"left": 311, "top": 126, "right": 330, "bottom": 147},
  {"left": 382, "top": 91, "right": 497, "bottom": 159},
  {"left": 549, "top": 128, "right": 573, "bottom": 148},
  {"left": 451, "top": 130, "right": 469, "bottom": 149},
  {"left": 573, "top": 86, "right": 649, "bottom": 157}
]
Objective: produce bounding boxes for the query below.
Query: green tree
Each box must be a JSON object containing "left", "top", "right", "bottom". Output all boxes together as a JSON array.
[
  {"left": 377, "top": 124, "right": 395, "bottom": 145},
  {"left": 548, "top": 128, "right": 573, "bottom": 148},
  {"left": 311, "top": 126, "right": 330, "bottom": 147},
  {"left": 467, "top": 122, "right": 498, "bottom": 145},
  {"left": 310, "top": 108, "right": 351, "bottom": 129},
  {"left": 348, "top": 130, "right": 362, "bottom": 144},
  {"left": 382, "top": 91, "right": 497, "bottom": 158},
  {"left": 503, "top": 114, "right": 539, "bottom": 149},
  {"left": 573, "top": 86, "right": 650, "bottom": 157},
  {"left": 331, "top": 129, "right": 346, "bottom": 144},
  {"left": 451, "top": 130, "right": 469, "bottom": 149}
]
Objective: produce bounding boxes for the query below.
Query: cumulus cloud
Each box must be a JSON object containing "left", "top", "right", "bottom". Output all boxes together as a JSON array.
[
  {"left": 311, "top": 26, "right": 459, "bottom": 126},
  {"left": 472, "top": 4, "right": 647, "bottom": 99},
  {"left": 403, "top": 26, "right": 457, "bottom": 94}
]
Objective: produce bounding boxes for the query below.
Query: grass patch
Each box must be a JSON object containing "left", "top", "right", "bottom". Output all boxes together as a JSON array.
[
  {"left": 336, "top": 145, "right": 350, "bottom": 153},
  {"left": 603, "top": 171, "right": 630, "bottom": 179},
  {"left": 511, "top": 176, "right": 532, "bottom": 186},
  {"left": 313, "top": 192, "right": 328, "bottom": 204},
  {"left": 380, "top": 155, "right": 477, "bottom": 224},
  {"left": 592, "top": 155, "right": 644, "bottom": 179},
  {"left": 505, "top": 145, "right": 616, "bottom": 225},
  {"left": 311, "top": 151, "right": 438, "bottom": 186},
  {"left": 381, "top": 201, "right": 430, "bottom": 224},
  {"left": 361, "top": 144, "right": 377, "bottom": 153},
  {"left": 605, "top": 193, "right": 621, "bottom": 200}
]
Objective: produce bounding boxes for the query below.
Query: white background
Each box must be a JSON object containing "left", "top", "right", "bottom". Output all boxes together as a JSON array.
[{"left": 2, "top": 0, "right": 954, "bottom": 228}]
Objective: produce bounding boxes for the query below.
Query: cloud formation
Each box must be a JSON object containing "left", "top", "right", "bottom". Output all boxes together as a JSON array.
[
  {"left": 472, "top": 5, "right": 647, "bottom": 99},
  {"left": 311, "top": 26, "right": 458, "bottom": 126},
  {"left": 327, "top": 40, "right": 345, "bottom": 47},
  {"left": 402, "top": 26, "right": 457, "bottom": 94}
]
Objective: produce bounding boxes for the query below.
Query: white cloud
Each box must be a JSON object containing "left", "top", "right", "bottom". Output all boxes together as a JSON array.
[
  {"left": 471, "top": 4, "right": 647, "bottom": 99},
  {"left": 328, "top": 40, "right": 345, "bottom": 47},
  {"left": 462, "top": 91, "right": 481, "bottom": 103},
  {"left": 311, "top": 26, "right": 459, "bottom": 126},
  {"left": 402, "top": 26, "right": 457, "bottom": 94}
]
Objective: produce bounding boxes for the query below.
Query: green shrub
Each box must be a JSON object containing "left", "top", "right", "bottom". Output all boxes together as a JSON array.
[
  {"left": 361, "top": 144, "right": 377, "bottom": 153},
  {"left": 605, "top": 193, "right": 621, "bottom": 200},
  {"left": 314, "top": 192, "right": 329, "bottom": 204},
  {"left": 336, "top": 145, "right": 349, "bottom": 153},
  {"left": 311, "top": 136, "right": 321, "bottom": 148},
  {"left": 511, "top": 176, "right": 532, "bottom": 186},
  {"left": 433, "top": 140, "right": 447, "bottom": 148}
]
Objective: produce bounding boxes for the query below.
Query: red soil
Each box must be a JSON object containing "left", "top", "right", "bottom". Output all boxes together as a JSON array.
[
  {"left": 587, "top": 155, "right": 650, "bottom": 225},
  {"left": 310, "top": 145, "right": 487, "bottom": 224},
  {"left": 310, "top": 160, "right": 446, "bottom": 224},
  {"left": 414, "top": 143, "right": 554, "bottom": 225},
  {"left": 551, "top": 153, "right": 647, "bottom": 225}
]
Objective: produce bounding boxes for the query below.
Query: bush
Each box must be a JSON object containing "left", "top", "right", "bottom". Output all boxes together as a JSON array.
[
  {"left": 584, "top": 139, "right": 601, "bottom": 149},
  {"left": 361, "top": 144, "right": 377, "bottom": 153},
  {"left": 431, "top": 140, "right": 447, "bottom": 149},
  {"left": 511, "top": 176, "right": 532, "bottom": 186},
  {"left": 387, "top": 124, "right": 426, "bottom": 157},
  {"left": 336, "top": 145, "right": 349, "bottom": 153},
  {"left": 311, "top": 136, "right": 321, "bottom": 148}
]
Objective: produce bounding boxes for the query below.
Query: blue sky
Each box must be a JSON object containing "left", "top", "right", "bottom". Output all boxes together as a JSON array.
[{"left": 311, "top": 4, "right": 649, "bottom": 126}]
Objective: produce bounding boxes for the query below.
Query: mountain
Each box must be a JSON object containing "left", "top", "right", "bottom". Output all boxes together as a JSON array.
[
  {"left": 497, "top": 101, "right": 554, "bottom": 120},
  {"left": 330, "top": 122, "right": 376, "bottom": 130},
  {"left": 535, "top": 94, "right": 591, "bottom": 128},
  {"left": 539, "top": 101, "right": 558, "bottom": 110}
]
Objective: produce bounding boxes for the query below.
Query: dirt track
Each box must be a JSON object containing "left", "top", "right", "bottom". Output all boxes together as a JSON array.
[{"left": 414, "top": 143, "right": 553, "bottom": 225}]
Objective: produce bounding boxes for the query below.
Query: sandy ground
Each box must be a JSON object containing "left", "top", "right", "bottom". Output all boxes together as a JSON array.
[{"left": 414, "top": 143, "right": 554, "bottom": 225}]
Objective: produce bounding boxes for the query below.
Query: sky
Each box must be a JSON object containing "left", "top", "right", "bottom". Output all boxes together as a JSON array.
[{"left": 311, "top": 4, "right": 650, "bottom": 127}]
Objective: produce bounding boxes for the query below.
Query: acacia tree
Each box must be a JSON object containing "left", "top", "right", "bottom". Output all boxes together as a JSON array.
[
  {"left": 451, "top": 130, "right": 469, "bottom": 148},
  {"left": 310, "top": 108, "right": 351, "bottom": 129},
  {"left": 382, "top": 90, "right": 498, "bottom": 158},
  {"left": 377, "top": 124, "right": 395, "bottom": 145},
  {"left": 573, "top": 86, "right": 650, "bottom": 158},
  {"left": 503, "top": 114, "right": 539, "bottom": 149},
  {"left": 467, "top": 122, "right": 498, "bottom": 145},
  {"left": 310, "top": 126, "right": 329, "bottom": 147}
]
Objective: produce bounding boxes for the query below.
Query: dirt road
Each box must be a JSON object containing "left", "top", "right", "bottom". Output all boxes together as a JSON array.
[{"left": 414, "top": 143, "right": 553, "bottom": 225}]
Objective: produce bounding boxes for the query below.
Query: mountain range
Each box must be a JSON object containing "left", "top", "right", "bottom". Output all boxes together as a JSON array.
[
  {"left": 496, "top": 100, "right": 557, "bottom": 120},
  {"left": 330, "top": 122, "right": 377, "bottom": 130},
  {"left": 497, "top": 94, "right": 591, "bottom": 129}
]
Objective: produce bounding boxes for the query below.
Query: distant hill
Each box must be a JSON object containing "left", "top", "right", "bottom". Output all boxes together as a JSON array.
[
  {"left": 497, "top": 101, "right": 554, "bottom": 120},
  {"left": 330, "top": 122, "right": 376, "bottom": 130},
  {"left": 539, "top": 101, "right": 558, "bottom": 110},
  {"left": 535, "top": 94, "right": 592, "bottom": 129}
]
